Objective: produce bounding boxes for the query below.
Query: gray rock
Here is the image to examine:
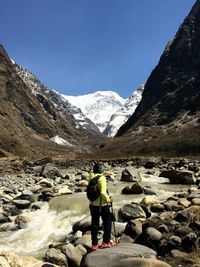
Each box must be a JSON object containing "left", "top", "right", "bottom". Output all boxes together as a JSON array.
[
  {"left": 168, "top": 235, "right": 181, "bottom": 249},
  {"left": 0, "top": 214, "right": 10, "bottom": 224},
  {"left": 119, "top": 203, "right": 146, "bottom": 221},
  {"left": 119, "top": 233, "right": 135, "bottom": 243},
  {"left": 175, "top": 226, "right": 193, "bottom": 237},
  {"left": 191, "top": 198, "right": 200, "bottom": 205},
  {"left": 88, "top": 258, "right": 171, "bottom": 267},
  {"left": 80, "top": 243, "right": 157, "bottom": 267},
  {"left": 120, "top": 169, "right": 137, "bottom": 182},
  {"left": 145, "top": 227, "right": 162, "bottom": 242},
  {"left": 44, "top": 248, "right": 68, "bottom": 266},
  {"left": 62, "top": 243, "right": 87, "bottom": 267},
  {"left": 41, "top": 163, "right": 62, "bottom": 179},
  {"left": 159, "top": 170, "right": 196, "bottom": 184},
  {"left": 151, "top": 203, "right": 165, "bottom": 212},
  {"left": 181, "top": 232, "right": 198, "bottom": 252},
  {"left": 72, "top": 215, "right": 91, "bottom": 233},
  {"left": 121, "top": 183, "right": 143, "bottom": 195},
  {"left": 124, "top": 219, "right": 142, "bottom": 240},
  {"left": 74, "top": 234, "right": 92, "bottom": 248},
  {"left": 13, "top": 199, "right": 31, "bottom": 209},
  {"left": 171, "top": 249, "right": 189, "bottom": 258}
]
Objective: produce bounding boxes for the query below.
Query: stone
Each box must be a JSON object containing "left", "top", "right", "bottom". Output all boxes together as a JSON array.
[
  {"left": 171, "top": 249, "right": 189, "bottom": 258},
  {"left": 119, "top": 203, "right": 146, "bottom": 221},
  {"left": 40, "top": 163, "right": 62, "bottom": 178},
  {"left": 58, "top": 186, "right": 73, "bottom": 195},
  {"left": 0, "top": 214, "right": 10, "bottom": 224},
  {"left": 120, "top": 169, "right": 137, "bottom": 182},
  {"left": 0, "top": 251, "right": 59, "bottom": 267},
  {"left": 37, "top": 178, "right": 54, "bottom": 187},
  {"left": 168, "top": 235, "right": 181, "bottom": 249},
  {"left": 130, "top": 183, "right": 144, "bottom": 194},
  {"left": 175, "top": 226, "right": 193, "bottom": 237},
  {"left": 178, "top": 198, "right": 191, "bottom": 208},
  {"left": 191, "top": 198, "right": 200, "bottom": 205},
  {"left": 159, "top": 170, "right": 196, "bottom": 185},
  {"left": 181, "top": 232, "right": 198, "bottom": 252},
  {"left": 15, "top": 214, "right": 31, "bottom": 229},
  {"left": 74, "top": 234, "right": 91, "bottom": 248},
  {"left": 124, "top": 219, "right": 142, "bottom": 240},
  {"left": 144, "top": 161, "right": 157, "bottom": 169},
  {"left": 80, "top": 243, "right": 158, "bottom": 267},
  {"left": 77, "top": 180, "right": 88, "bottom": 187},
  {"left": 121, "top": 183, "right": 144, "bottom": 194},
  {"left": 13, "top": 199, "right": 31, "bottom": 209},
  {"left": 82, "top": 257, "right": 172, "bottom": 267},
  {"left": 151, "top": 203, "right": 165, "bottom": 212},
  {"left": 145, "top": 227, "right": 162, "bottom": 242},
  {"left": 44, "top": 248, "right": 68, "bottom": 266},
  {"left": 141, "top": 196, "right": 158, "bottom": 206},
  {"left": 72, "top": 215, "right": 91, "bottom": 233},
  {"left": 143, "top": 187, "right": 157, "bottom": 195},
  {"left": 62, "top": 243, "right": 87, "bottom": 267}
]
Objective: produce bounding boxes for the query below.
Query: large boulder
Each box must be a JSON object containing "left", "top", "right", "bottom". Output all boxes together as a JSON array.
[
  {"left": 80, "top": 243, "right": 157, "bottom": 267},
  {"left": 81, "top": 257, "right": 172, "bottom": 267},
  {"left": 119, "top": 203, "right": 146, "bottom": 221},
  {"left": 72, "top": 215, "right": 91, "bottom": 233},
  {"left": 62, "top": 243, "right": 87, "bottom": 267},
  {"left": 40, "top": 163, "right": 62, "bottom": 179},
  {"left": 124, "top": 219, "right": 142, "bottom": 240},
  {"left": 0, "top": 251, "right": 59, "bottom": 267},
  {"left": 121, "top": 183, "right": 144, "bottom": 195},
  {"left": 120, "top": 169, "right": 138, "bottom": 182},
  {"left": 159, "top": 170, "right": 196, "bottom": 184},
  {"left": 44, "top": 248, "right": 68, "bottom": 266}
]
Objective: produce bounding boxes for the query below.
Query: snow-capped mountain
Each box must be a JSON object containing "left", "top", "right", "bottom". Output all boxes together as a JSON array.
[
  {"left": 63, "top": 91, "right": 126, "bottom": 132},
  {"left": 13, "top": 61, "right": 143, "bottom": 138},
  {"left": 103, "top": 85, "right": 144, "bottom": 137},
  {"left": 13, "top": 63, "right": 99, "bottom": 134}
]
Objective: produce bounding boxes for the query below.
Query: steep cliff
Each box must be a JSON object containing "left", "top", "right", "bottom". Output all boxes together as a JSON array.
[{"left": 117, "top": 0, "right": 200, "bottom": 136}]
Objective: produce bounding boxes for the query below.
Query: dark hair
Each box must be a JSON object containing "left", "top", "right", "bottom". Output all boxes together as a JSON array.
[{"left": 93, "top": 163, "right": 104, "bottom": 174}]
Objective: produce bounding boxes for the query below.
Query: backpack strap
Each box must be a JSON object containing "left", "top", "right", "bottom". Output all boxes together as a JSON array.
[{"left": 91, "top": 175, "right": 100, "bottom": 205}]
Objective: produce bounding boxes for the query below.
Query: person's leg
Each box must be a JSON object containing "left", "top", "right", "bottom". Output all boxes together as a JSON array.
[
  {"left": 101, "top": 205, "right": 112, "bottom": 244},
  {"left": 90, "top": 205, "right": 100, "bottom": 246}
]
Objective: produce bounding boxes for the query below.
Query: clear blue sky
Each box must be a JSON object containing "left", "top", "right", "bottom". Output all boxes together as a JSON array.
[{"left": 1, "top": 0, "right": 196, "bottom": 98}]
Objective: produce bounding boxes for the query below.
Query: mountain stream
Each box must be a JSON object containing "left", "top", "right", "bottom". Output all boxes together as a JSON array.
[{"left": 0, "top": 168, "right": 189, "bottom": 258}]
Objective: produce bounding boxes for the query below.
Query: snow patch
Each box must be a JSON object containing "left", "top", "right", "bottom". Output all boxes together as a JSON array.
[{"left": 50, "top": 135, "right": 76, "bottom": 147}]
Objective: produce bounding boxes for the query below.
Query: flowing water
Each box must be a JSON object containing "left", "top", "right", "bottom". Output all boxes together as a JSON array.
[{"left": 0, "top": 167, "right": 189, "bottom": 258}]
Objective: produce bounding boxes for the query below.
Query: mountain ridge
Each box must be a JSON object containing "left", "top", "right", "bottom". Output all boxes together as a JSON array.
[{"left": 0, "top": 44, "right": 104, "bottom": 157}]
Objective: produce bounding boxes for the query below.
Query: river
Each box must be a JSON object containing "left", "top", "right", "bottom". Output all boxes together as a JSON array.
[{"left": 0, "top": 167, "right": 189, "bottom": 258}]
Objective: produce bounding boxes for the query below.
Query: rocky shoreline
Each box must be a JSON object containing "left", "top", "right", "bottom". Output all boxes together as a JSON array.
[{"left": 0, "top": 157, "right": 200, "bottom": 266}]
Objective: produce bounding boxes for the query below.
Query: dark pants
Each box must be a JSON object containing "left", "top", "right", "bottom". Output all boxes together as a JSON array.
[{"left": 89, "top": 204, "right": 112, "bottom": 246}]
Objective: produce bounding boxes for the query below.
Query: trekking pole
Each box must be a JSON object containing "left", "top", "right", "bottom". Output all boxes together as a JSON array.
[{"left": 110, "top": 201, "right": 118, "bottom": 244}]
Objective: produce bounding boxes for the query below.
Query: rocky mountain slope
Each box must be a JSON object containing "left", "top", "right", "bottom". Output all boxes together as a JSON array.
[
  {"left": 13, "top": 63, "right": 99, "bottom": 134},
  {"left": 97, "top": 0, "right": 200, "bottom": 158},
  {"left": 0, "top": 45, "right": 103, "bottom": 158},
  {"left": 103, "top": 85, "right": 144, "bottom": 137},
  {"left": 63, "top": 91, "right": 126, "bottom": 133},
  {"left": 117, "top": 0, "right": 200, "bottom": 135}
]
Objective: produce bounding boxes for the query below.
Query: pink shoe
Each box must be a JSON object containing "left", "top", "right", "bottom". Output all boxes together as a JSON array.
[
  {"left": 91, "top": 245, "right": 99, "bottom": 251},
  {"left": 101, "top": 242, "right": 112, "bottom": 249}
]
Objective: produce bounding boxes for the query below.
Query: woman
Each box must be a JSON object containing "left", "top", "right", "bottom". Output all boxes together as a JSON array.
[{"left": 88, "top": 162, "right": 112, "bottom": 250}]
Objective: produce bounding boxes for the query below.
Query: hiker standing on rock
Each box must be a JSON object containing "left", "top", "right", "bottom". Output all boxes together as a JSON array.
[{"left": 87, "top": 162, "right": 112, "bottom": 251}]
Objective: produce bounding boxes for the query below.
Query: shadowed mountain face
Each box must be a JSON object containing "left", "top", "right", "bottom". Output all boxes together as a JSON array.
[
  {"left": 0, "top": 45, "right": 103, "bottom": 157},
  {"left": 95, "top": 1, "right": 200, "bottom": 159},
  {"left": 117, "top": 0, "right": 200, "bottom": 136}
]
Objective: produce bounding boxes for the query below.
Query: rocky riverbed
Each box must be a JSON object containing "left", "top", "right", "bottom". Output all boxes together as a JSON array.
[{"left": 0, "top": 157, "right": 200, "bottom": 267}]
